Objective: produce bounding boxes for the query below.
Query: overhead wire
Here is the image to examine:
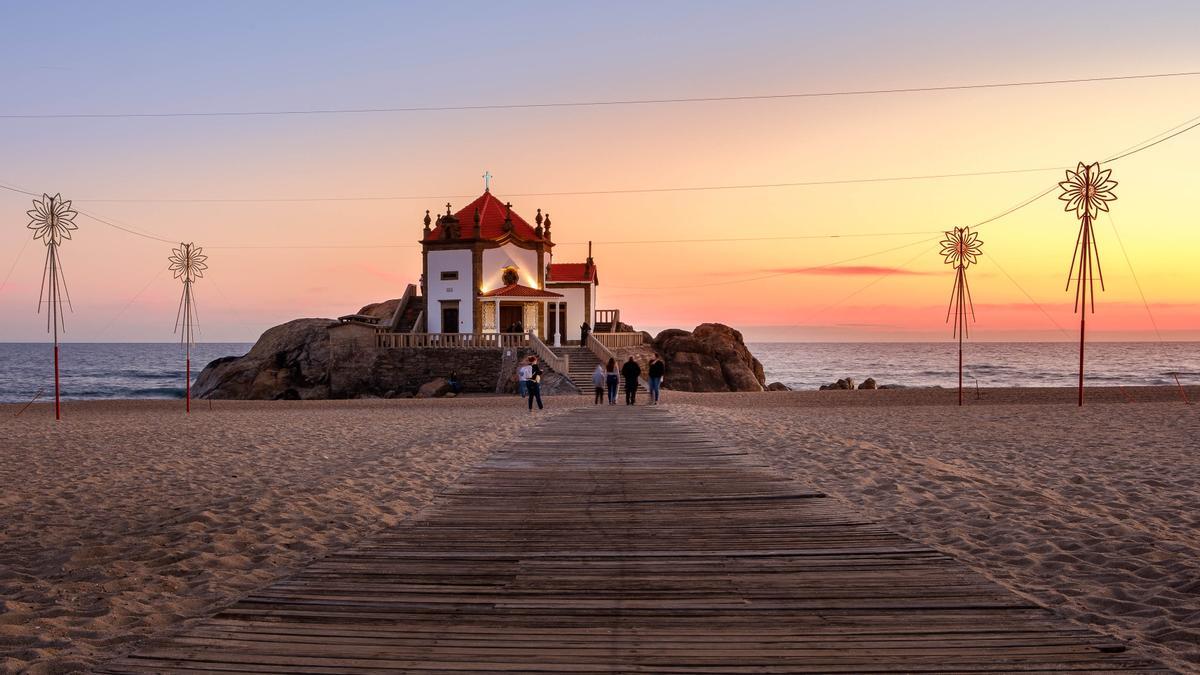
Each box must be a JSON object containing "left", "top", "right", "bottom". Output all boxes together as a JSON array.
[
  {"left": 69, "top": 167, "right": 1063, "bottom": 204},
  {"left": 3, "top": 69, "right": 1198, "bottom": 119}
]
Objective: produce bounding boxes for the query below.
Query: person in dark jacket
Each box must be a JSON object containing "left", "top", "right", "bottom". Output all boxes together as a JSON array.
[
  {"left": 580, "top": 322, "right": 590, "bottom": 344},
  {"left": 647, "top": 355, "right": 665, "bottom": 405},
  {"left": 526, "top": 356, "right": 543, "bottom": 411},
  {"left": 620, "top": 357, "right": 641, "bottom": 405}
]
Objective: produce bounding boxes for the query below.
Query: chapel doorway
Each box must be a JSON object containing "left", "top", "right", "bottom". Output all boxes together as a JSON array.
[
  {"left": 499, "top": 304, "right": 523, "bottom": 333},
  {"left": 440, "top": 302, "right": 459, "bottom": 334}
]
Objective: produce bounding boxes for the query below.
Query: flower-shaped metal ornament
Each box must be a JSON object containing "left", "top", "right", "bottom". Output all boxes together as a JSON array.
[
  {"left": 940, "top": 226, "right": 983, "bottom": 269},
  {"left": 169, "top": 243, "right": 208, "bottom": 283},
  {"left": 941, "top": 227, "right": 982, "bottom": 406},
  {"left": 1058, "top": 162, "right": 1117, "bottom": 220},
  {"left": 27, "top": 193, "right": 79, "bottom": 246}
]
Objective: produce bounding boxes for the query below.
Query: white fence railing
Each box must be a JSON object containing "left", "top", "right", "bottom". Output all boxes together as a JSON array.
[
  {"left": 528, "top": 331, "right": 569, "bottom": 373},
  {"left": 593, "top": 332, "right": 644, "bottom": 349},
  {"left": 594, "top": 309, "right": 620, "bottom": 329},
  {"left": 375, "top": 332, "right": 527, "bottom": 349}
]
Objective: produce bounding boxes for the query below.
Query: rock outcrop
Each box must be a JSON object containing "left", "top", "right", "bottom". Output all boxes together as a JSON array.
[
  {"left": 415, "top": 377, "right": 452, "bottom": 398},
  {"left": 652, "top": 323, "right": 766, "bottom": 392},
  {"left": 194, "top": 318, "right": 333, "bottom": 400},
  {"left": 766, "top": 382, "right": 791, "bottom": 392},
  {"left": 858, "top": 377, "right": 878, "bottom": 390}
]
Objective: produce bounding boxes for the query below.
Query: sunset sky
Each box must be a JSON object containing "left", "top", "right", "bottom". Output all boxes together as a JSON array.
[{"left": 2, "top": 1, "right": 1198, "bottom": 342}]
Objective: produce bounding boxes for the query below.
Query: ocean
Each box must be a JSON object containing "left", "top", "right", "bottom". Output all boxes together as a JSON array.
[
  {"left": 751, "top": 342, "right": 1199, "bottom": 391},
  {"left": 0, "top": 343, "right": 253, "bottom": 404},
  {"left": 0, "top": 342, "right": 1195, "bottom": 403}
]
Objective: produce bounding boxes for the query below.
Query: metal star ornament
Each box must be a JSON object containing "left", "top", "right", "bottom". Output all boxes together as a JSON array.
[
  {"left": 27, "top": 193, "right": 78, "bottom": 246},
  {"left": 941, "top": 226, "right": 982, "bottom": 406},
  {"left": 169, "top": 243, "right": 208, "bottom": 284},
  {"left": 1058, "top": 161, "right": 1116, "bottom": 406},
  {"left": 27, "top": 193, "right": 78, "bottom": 420},
  {"left": 1058, "top": 161, "right": 1117, "bottom": 220},
  {"left": 170, "top": 242, "right": 206, "bottom": 413}
]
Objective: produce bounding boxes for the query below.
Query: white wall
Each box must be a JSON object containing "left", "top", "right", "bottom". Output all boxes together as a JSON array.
[
  {"left": 481, "top": 244, "right": 539, "bottom": 291},
  {"left": 426, "top": 249, "right": 473, "bottom": 332},
  {"left": 545, "top": 287, "right": 586, "bottom": 342}
]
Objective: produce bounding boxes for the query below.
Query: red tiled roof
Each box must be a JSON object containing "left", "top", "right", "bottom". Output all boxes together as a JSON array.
[
  {"left": 479, "top": 283, "right": 564, "bottom": 299},
  {"left": 425, "top": 191, "right": 544, "bottom": 242},
  {"left": 546, "top": 262, "right": 597, "bottom": 284}
]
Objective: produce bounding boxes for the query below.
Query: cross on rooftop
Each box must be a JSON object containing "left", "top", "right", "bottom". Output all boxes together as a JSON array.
[{"left": 482, "top": 170, "right": 493, "bottom": 192}]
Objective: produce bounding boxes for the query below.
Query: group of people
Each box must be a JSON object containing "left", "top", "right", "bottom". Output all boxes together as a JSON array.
[
  {"left": 592, "top": 355, "right": 665, "bottom": 406},
  {"left": 515, "top": 353, "right": 667, "bottom": 411}
]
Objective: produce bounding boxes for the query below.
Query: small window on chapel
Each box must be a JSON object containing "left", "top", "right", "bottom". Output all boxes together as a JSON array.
[{"left": 440, "top": 271, "right": 459, "bottom": 281}]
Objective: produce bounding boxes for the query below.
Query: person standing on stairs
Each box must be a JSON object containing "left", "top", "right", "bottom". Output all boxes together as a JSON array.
[
  {"left": 621, "top": 356, "right": 642, "bottom": 405},
  {"left": 605, "top": 357, "right": 619, "bottom": 405},
  {"left": 592, "top": 363, "right": 606, "bottom": 405}
]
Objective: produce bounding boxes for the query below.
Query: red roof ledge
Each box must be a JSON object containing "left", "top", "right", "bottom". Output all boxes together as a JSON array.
[
  {"left": 479, "top": 283, "right": 564, "bottom": 299},
  {"left": 546, "top": 262, "right": 598, "bottom": 284}
]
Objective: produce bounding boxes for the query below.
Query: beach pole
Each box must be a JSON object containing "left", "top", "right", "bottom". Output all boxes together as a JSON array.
[
  {"left": 941, "top": 228, "right": 980, "bottom": 408},
  {"left": 958, "top": 267, "right": 964, "bottom": 407},
  {"left": 51, "top": 245, "right": 61, "bottom": 420},
  {"left": 170, "top": 242, "right": 207, "bottom": 414},
  {"left": 1058, "top": 163, "right": 1115, "bottom": 409},
  {"left": 1077, "top": 218, "right": 1089, "bottom": 407}
]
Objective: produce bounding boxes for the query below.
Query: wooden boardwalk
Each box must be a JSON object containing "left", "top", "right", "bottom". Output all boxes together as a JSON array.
[{"left": 100, "top": 405, "right": 1164, "bottom": 673}]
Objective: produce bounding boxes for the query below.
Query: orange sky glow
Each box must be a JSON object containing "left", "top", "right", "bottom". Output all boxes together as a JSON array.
[{"left": 1, "top": 2, "right": 1198, "bottom": 342}]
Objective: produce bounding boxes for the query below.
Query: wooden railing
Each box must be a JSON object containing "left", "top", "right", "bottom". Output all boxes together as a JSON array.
[
  {"left": 587, "top": 333, "right": 618, "bottom": 368},
  {"left": 528, "top": 331, "right": 569, "bottom": 373},
  {"left": 593, "top": 332, "right": 644, "bottom": 349},
  {"left": 375, "top": 332, "right": 528, "bottom": 349},
  {"left": 588, "top": 333, "right": 648, "bottom": 388},
  {"left": 594, "top": 309, "right": 620, "bottom": 330}
]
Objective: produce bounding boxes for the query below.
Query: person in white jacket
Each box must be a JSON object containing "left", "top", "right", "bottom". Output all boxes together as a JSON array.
[{"left": 592, "top": 364, "right": 606, "bottom": 405}]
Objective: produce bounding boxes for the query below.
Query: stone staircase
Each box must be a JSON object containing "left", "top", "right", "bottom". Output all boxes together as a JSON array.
[{"left": 550, "top": 345, "right": 602, "bottom": 392}]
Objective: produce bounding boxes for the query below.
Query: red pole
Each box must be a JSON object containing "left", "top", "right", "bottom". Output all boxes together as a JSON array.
[
  {"left": 1077, "top": 219, "right": 1089, "bottom": 407},
  {"left": 51, "top": 244, "right": 61, "bottom": 421},
  {"left": 1078, "top": 315, "right": 1085, "bottom": 407},
  {"left": 53, "top": 343, "right": 61, "bottom": 420},
  {"left": 958, "top": 333, "right": 963, "bottom": 407}
]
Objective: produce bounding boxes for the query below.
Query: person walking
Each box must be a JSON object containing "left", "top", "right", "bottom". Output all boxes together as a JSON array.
[
  {"left": 605, "top": 357, "right": 619, "bottom": 405},
  {"left": 647, "top": 355, "right": 665, "bottom": 405},
  {"left": 592, "top": 363, "right": 606, "bottom": 405},
  {"left": 580, "top": 321, "right": 591, "bottom": 345},
  {"left": 621, "top": 356, "right": 641, "bottom": 405},
  {"left": 525, "top": 356, "right": 544, "bottom": 411}
]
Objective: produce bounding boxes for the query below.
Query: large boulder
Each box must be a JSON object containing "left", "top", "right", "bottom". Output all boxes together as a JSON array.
[
  {"left": 356, "top": 298, "right": 401, "bottom": 323},
  {"left": 194, "top": 318, "right": 333, "bottom": 400},
  {"left": 652, "top": 323, "right": 766, "bottom": 392},
  {"left": 415, "top": 377, "right": 451, "bottom": 398},
  {"left": 766, "top": 382, "right": 791, "bottom": 392}
]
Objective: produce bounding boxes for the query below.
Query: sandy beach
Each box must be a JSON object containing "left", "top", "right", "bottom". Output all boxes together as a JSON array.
[
  {"left": 0, "top": 398, "right": 588, "bottom": 674},
  {"left": 1, "top": 388, "right": 1196, "bottom": 673},
  {"left": 674, "top": 386, "right": 1200, "bottom": 672}
]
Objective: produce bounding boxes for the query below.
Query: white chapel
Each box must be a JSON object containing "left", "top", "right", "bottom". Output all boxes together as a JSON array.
[{"left": 419, "top": 184, "right": 600, "bottom": 344}]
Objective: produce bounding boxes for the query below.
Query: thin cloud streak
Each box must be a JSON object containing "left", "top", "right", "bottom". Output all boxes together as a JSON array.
[{"left": 762, "top": 265, "right": 936, "bottom": 276}]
